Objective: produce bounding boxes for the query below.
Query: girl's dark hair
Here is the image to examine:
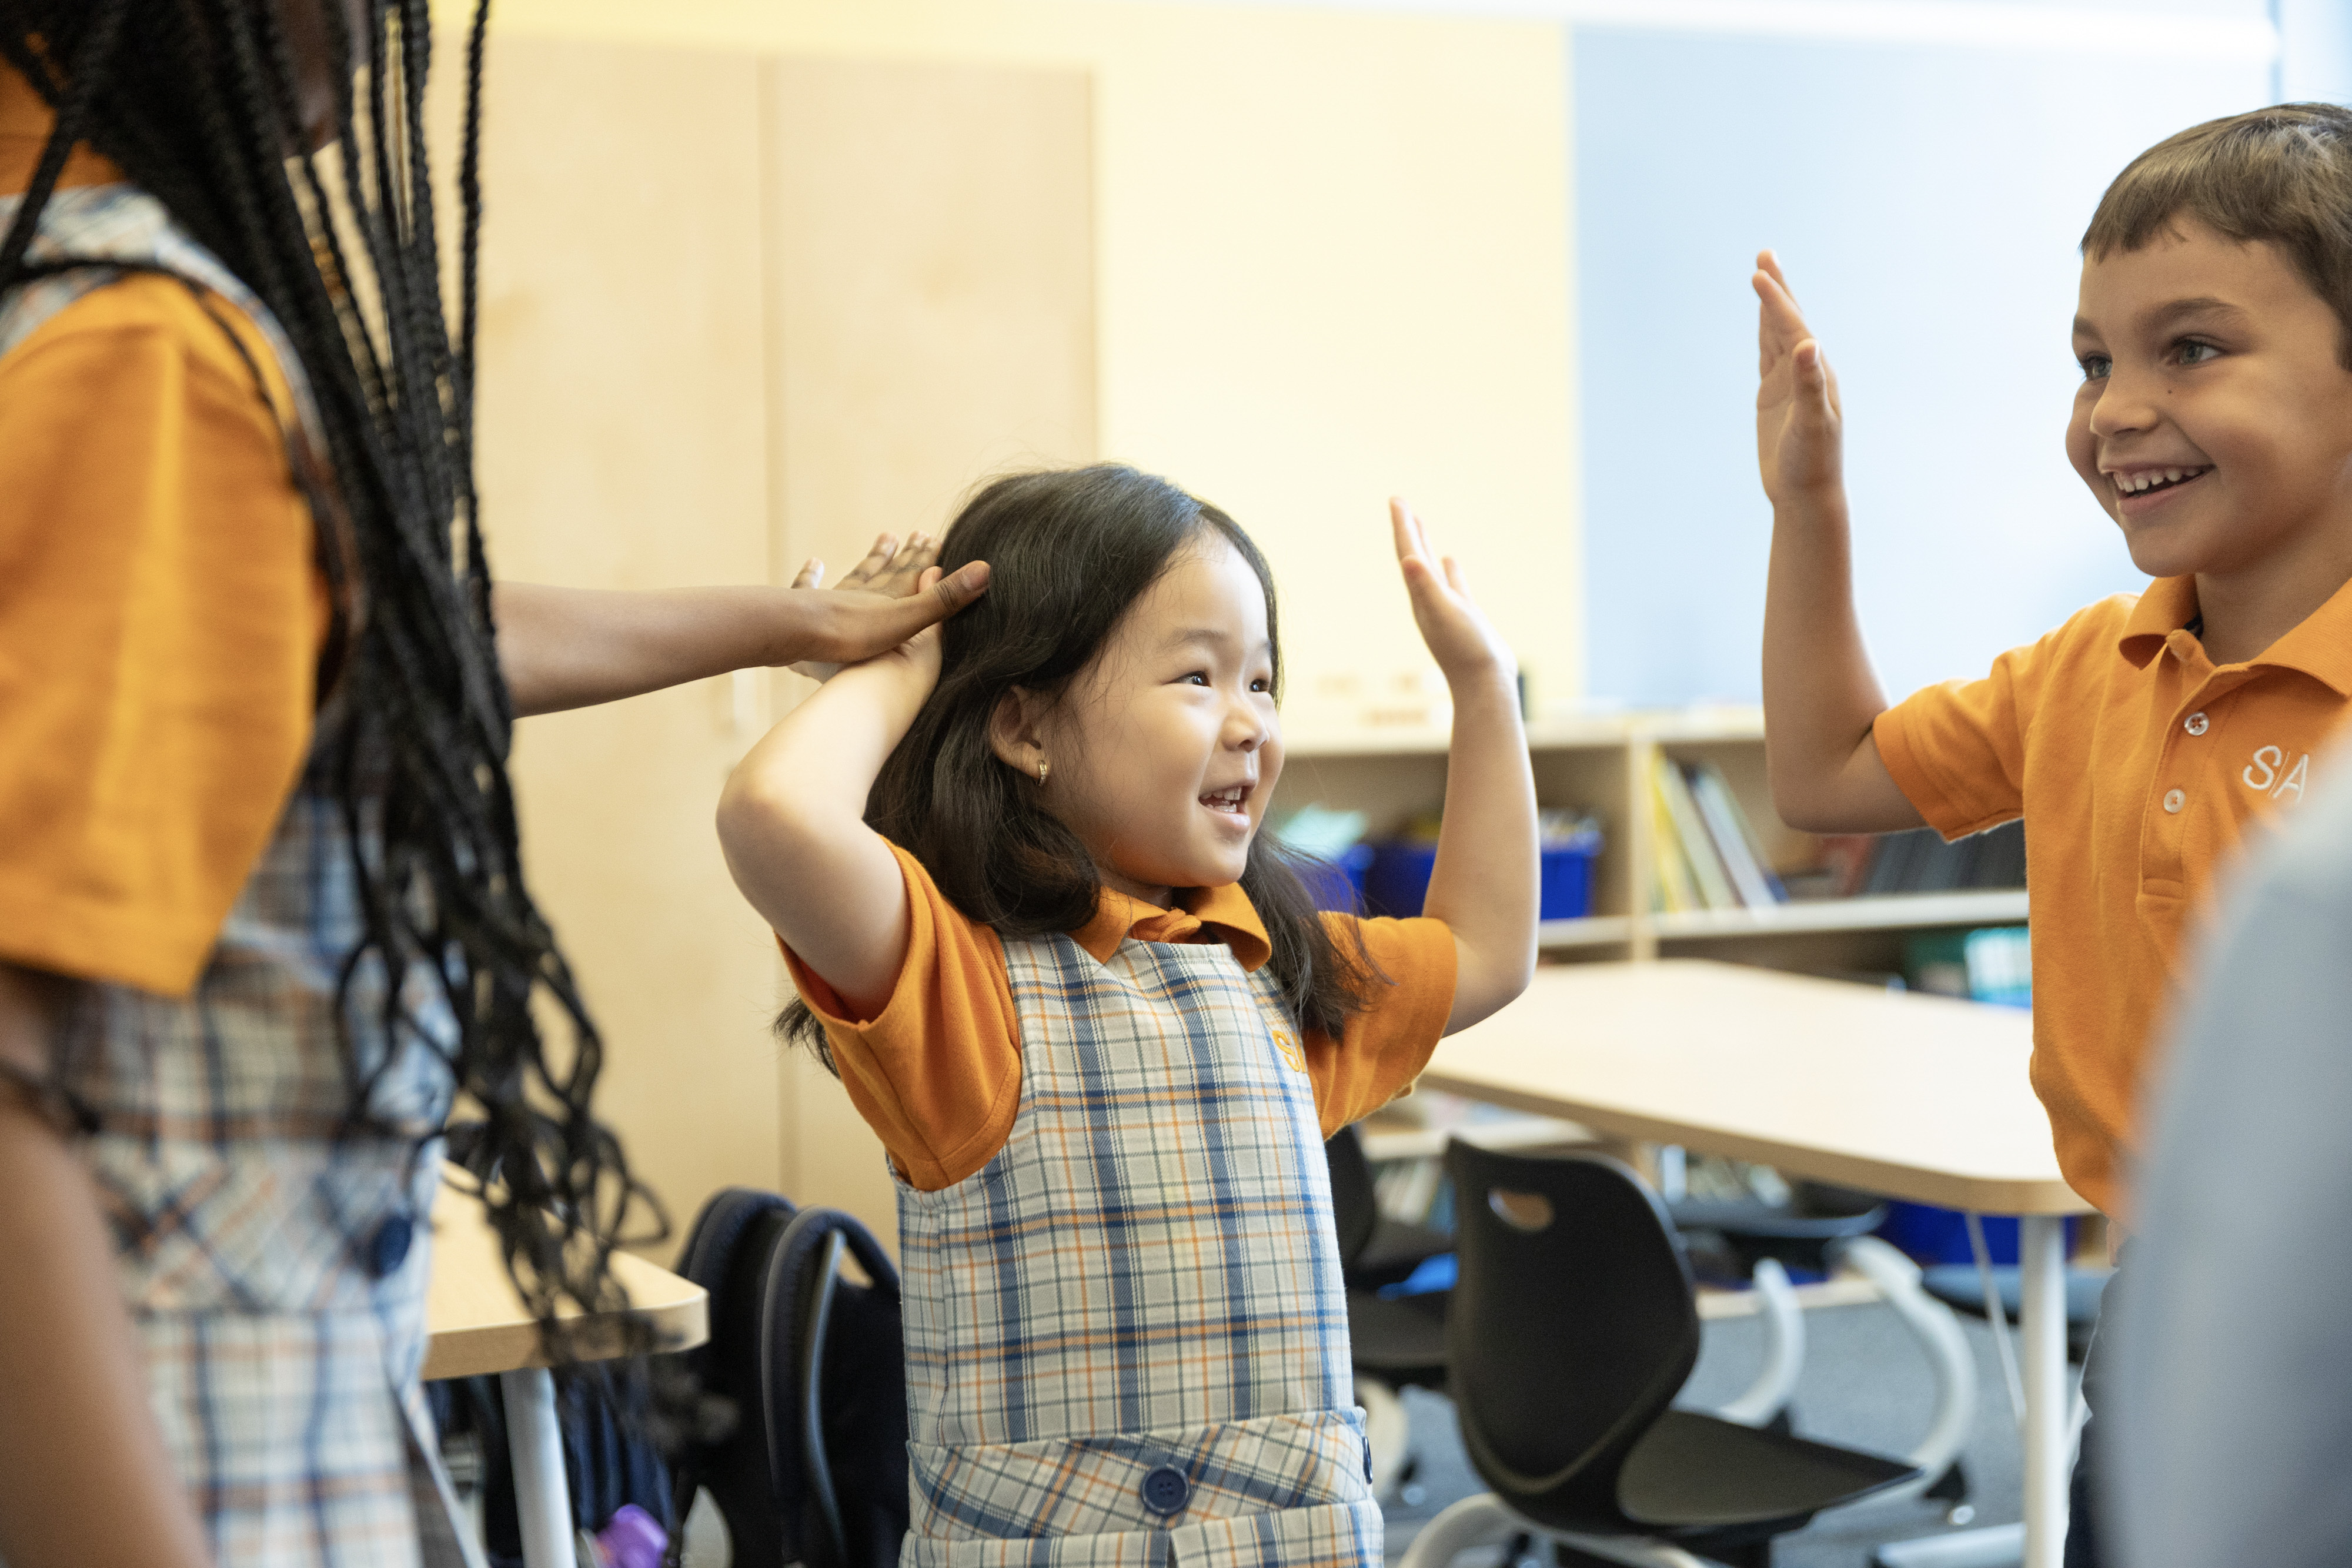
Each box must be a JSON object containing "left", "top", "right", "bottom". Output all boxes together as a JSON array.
[
  {"left": 782, "top": 463, "right": 1377, "bottom": 1071},
  {"left": 0, "top": 2, "right": 652, "bottom": 1342}
]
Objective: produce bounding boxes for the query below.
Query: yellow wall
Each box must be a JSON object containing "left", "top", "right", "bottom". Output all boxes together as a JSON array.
[{"left": 447, "top": 0, "right": 1579, "bottom": 733}]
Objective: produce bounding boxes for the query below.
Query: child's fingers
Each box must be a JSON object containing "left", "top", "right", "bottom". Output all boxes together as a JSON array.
[
  {"left": 840, "top": 532, "right": 901, "bottom": 588},
  {"left": 1755, "top": 270, "right": 1810, "bottom": 369},
  {"left": 1795, "top": 339, "right": 1835, "bottom": 417},
  {"left": 792, "top": 557, "right": 825, "bottom": 590},
  {"left": 1389, "top": 497, "right": 1423, "bottom": 568},
  {"left": 1394, "top": 497, "right": 1446, "bottom": 578},
  {"left": 1443, "top": 556, "right": 1467, "bottom": 595}
]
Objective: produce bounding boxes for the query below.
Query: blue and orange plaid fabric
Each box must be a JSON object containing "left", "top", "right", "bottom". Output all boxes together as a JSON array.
[
  {"left": 5, "top": 183, "right": 478, "bottom": 1568},
  {"left": 897, "top": 933, "right": 1381, "bottom": 1568}
]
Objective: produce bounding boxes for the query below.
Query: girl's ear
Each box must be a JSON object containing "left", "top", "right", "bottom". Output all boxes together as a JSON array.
[{"left": 988, "top": 687, "right": 1049, "bottom": 778}]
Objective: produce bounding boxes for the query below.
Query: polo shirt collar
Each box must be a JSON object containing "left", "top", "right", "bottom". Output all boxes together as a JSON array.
[
  {"left": 2117, "top": 576, "right": 2201, "bottom": 670},
  {"left": 2117, "top": 571, "right": 2352, "bottom": 695},
  {"left": 2252, "top": 571, "right": 2352, "bottom": 696},
  {"left": 1071, "top": 881, "right": 1272, "bottom": 972}
]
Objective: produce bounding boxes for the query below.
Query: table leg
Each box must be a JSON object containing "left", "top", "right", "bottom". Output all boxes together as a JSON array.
[
  {"left": 2019, "top": 1215, "right": 2069, "bottom": 1568},
  {"left": 500, "top": 1367, "right": 580, "bottom": 1568}
]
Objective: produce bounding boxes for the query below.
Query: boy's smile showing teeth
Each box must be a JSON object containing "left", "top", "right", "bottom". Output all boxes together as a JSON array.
[
  {"left": 2110, "top": 465, "right": 2211, "bottom": 494},
  {"left": 2106, "top": 463, "right": 2214, "bottom": 511}
]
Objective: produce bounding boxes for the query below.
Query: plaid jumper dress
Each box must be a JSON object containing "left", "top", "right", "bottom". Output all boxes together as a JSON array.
[
  {"left": 1, "top": 184, "right": 480, "bottom": 1568},
  {"left": 897, "top": 931, "right": 1381, "bottom": 1568}
]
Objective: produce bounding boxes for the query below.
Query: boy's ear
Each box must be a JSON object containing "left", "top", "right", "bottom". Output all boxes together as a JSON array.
[{"left": 987, "top": 687, "right": 1048, "bottom": 776}]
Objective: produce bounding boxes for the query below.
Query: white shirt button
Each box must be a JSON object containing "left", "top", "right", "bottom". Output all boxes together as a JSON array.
[
  {"left": 2164, "top": 788, "right": 2187, "bottom": 813},
  {"left": 2184, "top": 711, "right": 2209, "bottom": 736}
]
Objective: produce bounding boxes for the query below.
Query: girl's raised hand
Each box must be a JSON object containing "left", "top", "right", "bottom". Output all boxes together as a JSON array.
[
  {"left": 1391, "top": 498, "right": 1515, "bottom": 687},
  {"left": 1753, "top": 249, "right": 1844, "bottom": 509}
]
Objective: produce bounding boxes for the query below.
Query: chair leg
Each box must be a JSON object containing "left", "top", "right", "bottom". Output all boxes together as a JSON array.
[
  {"left": 1538, "top": 1531, "right": 1715, "bottom": 1568},
  {"left": 1395, "top": 1493, "right": 1517, "bottom": 1568},
  {"left": 1836, "top": 1237, "right": 1979, "bottom": 1505},
  {"left": 1712, "top": 1258, "right": 1805, "bottom": 1429},
  {"left": 1399, "top": 1495, "right": 1720, "bottom": 1568}
]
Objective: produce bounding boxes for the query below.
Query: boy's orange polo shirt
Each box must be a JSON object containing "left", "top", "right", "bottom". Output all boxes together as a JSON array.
[
  {"left": 0, "top": 61, "right": 325, "bottom": 997},
  {"left": 1875, "top": 573, "right": 2352, "bottom": 1219},
  {"left": 784, "top": 844, "right": 1458, "bottom": 1191}
]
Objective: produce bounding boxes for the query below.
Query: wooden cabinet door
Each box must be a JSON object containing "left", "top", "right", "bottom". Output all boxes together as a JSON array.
[
  {"left": 437, "top": 37, "right": 1096, "bottom": 1253},
  {"left": 765, "top": 55, "right": 1097, "bottom": 1249},
  {"left": 440, "top": 35, "right": 781, "bottom": 1245}
]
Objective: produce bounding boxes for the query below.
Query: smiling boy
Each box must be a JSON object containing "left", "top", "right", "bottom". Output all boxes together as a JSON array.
[{"left": 1753, "top": 105, "right": 2352, "bottom": 1566}]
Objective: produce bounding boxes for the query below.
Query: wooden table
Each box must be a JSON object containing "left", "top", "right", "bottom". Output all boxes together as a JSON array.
[
  {"left": 1422, "top": 961, "right": 2092, "bottom": 1568},
  {"left": 424, "top": 1172, "right": 709, "bottom": 1568}
]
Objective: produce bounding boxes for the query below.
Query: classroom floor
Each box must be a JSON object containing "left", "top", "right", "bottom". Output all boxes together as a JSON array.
[{"left": 1382, "top": 1297, "right": 2077, "bottom": 1568}]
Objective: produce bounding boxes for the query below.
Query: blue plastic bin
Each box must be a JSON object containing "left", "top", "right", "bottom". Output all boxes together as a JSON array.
[
  {"left": 1877, "top": 1201, "right": 2077, "bottom": 1266},
  {"left": 1541, "top": 827, "right": 1602, "bottom": 921},
  {"left": 1362, "top": 836, "right": 1601, "bottom": 921},
  {"left": 1363, "top": 842, "right": 1438, "bottom": 918},
  {"left": 1297, "top": 844, "right": 1377, "bottom": 912}
]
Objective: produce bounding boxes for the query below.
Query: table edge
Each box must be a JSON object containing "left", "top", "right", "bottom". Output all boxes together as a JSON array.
[
  {"left": 1417, "top": 1072, "right": 2093, "bottom": 1216},
  {"left": 422, "top": 1288, "right": 709, "bottom": 1383}
]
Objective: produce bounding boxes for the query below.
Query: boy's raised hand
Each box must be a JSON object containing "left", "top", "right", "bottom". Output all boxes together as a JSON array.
[
  {"left": 1754, "top": 250, "right": 1845, "bottom": 509},
  {"left": 1391, "top": 498, "right": 1516, "bottom": 686}
]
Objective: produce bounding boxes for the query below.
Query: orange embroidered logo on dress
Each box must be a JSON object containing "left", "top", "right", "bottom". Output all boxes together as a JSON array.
[{"left": 1272, "top": 1029, "right": 1308, "bottom": 1074}]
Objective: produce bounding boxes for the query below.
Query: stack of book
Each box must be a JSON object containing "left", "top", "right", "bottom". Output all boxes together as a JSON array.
[
  {"left": 1648, "top": 757, "right": 1786, "bottom": 913},
  {"left": 1808, "top": 820, "right": 2027, "bottom": 899}
]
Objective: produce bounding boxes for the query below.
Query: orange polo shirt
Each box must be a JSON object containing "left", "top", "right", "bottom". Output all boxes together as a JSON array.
[
  {"left": 0, "top": 59, "right": 325, "bottom": 997},
  {"left": 784, "top": 843, "right": 1459, "bottom": 1191},
  {"left": 1875, "top": 573, "right": 2352, "bottom": 1219}
]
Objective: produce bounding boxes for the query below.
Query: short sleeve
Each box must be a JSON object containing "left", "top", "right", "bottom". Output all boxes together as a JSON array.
[
  {"left": 1873, "top": 637, "right": 2057, "bottom": 841},
  {"left": 780, "top": 842, "right": 1023, "bottom": 1191},
  {"left": 1304, "top": 914, "right": 1458, "bottom": 1135},
  {"left": 0, "top": 278, "right": 323, "bottom": 996}
]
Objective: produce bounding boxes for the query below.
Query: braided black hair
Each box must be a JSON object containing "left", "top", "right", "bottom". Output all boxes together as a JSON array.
[{"left": 0, "top": 1, "right": 656, "bottom": 1347}]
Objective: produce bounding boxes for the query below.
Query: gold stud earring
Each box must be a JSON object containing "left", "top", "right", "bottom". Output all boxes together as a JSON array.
[{"left": 1037, "top": 758, "right": 1050, "bottom": 785}]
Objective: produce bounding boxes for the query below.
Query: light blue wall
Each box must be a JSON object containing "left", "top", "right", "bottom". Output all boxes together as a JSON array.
[
  {"left": 1576, "top": 25, "right": 2274, "bottom": 707},
  {"left": 2283, "top": 0, "right": 2352, "bottom": 99}
]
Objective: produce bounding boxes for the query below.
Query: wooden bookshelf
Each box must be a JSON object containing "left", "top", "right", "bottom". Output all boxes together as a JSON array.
[
  {"left": 1651, "top": 890, "right": 2031, "bottom": 941},
  {"left": 1285, "top": 708, "right": 2027, "bottom": 972}
]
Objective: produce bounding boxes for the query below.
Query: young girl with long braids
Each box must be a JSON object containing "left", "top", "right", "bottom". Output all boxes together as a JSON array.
[
  {"left": 718, "top": 466, "right": 1539, "bottom": 1568},
  {"left": 0, "top": 4, "right": 986, "bottom": 1565}
]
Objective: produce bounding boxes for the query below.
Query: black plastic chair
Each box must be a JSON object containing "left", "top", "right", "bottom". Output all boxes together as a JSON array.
[
  {"left": 1326, "top": 1126, "right": 1452, "bottom": 1393},
  {"left": 1328, "top": 1124, "right": 1452, "bottom": 1289},
  {"left": 1401, "top": 1143, "right": 1918, "bottom": 1568},
  {"left": 1327, "top": 1125, "right": 1450, "bottom": 1504},
  {"left": 1668, "top": 1186, "right": 1887, "bottom": 1283}
]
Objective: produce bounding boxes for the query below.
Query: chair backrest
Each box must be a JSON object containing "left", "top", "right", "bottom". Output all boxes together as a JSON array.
[
  {"left": 1444, "top": 1141, "right": 1701, "bottom": 1533},
  {"left": 764, "top": 1208, "right": 908, "bottom": 1568},
  {"left": 666, "top": 1188, "right": 797, "bottom": 1568},
  {"left": 662, "top": 1191, "right": 908, "bottom": 1568},
  {"left": 1325, "top": 1126, "right": 1380, "bottom": 1269}
]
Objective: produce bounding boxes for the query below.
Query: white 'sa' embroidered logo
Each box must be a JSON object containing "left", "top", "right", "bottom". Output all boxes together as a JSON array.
[{"left": 2243, "top": 744, "right": 2311, "bottom": 803}]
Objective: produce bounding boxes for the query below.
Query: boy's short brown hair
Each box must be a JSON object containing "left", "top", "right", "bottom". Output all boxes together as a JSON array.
[{"left": 2084, "top": 103, "right": 2352, "bottom": 366}]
